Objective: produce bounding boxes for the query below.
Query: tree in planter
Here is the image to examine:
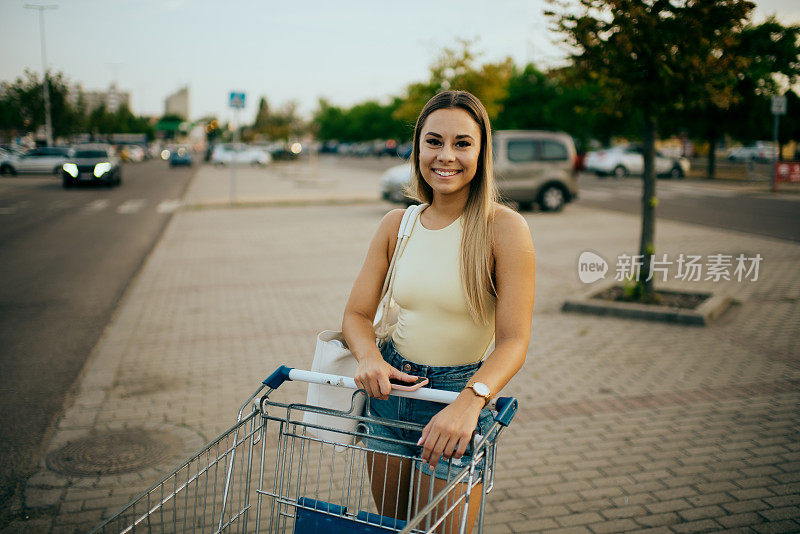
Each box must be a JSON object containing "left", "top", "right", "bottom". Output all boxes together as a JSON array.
[{"left": 547, "top": 0, "right": 754, "bottom": 300}]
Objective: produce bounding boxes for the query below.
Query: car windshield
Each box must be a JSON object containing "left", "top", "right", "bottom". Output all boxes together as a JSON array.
[{"left": 74, "top": 150, "right": 108, "bottom": 158}]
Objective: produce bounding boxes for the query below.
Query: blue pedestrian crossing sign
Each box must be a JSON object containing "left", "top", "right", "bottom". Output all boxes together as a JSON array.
[{"left": 229, "top": 92, "right": 246, "bottom": 109}]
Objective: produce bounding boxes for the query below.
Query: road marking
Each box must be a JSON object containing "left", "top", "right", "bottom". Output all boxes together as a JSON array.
[
  {"left": 157, "top": 199, "right": 183, "bottom": 213},
  {"left": 0, "top": 200, "right": 32, "bottom": 214},
  {"left": 84, "top": 199, "right": 110, "bottom": 212},
  {"left": 116, "top": 199, "right": 147, "bottom": 214},
  {"left": 751, "top": 193, "right": 800, "bottom": 202},
  {"left": 49, "top": 199, "right": 73, "bottom": 210}
]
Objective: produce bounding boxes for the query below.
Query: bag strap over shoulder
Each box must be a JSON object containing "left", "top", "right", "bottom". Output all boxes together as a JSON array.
[{"left": 375, "top": 203, "right": 427, "bottom": 328}]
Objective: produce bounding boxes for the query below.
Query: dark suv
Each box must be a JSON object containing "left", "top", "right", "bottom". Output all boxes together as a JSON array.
[{"left": 62, "top": 146, "right": 122, "bottom": 188}]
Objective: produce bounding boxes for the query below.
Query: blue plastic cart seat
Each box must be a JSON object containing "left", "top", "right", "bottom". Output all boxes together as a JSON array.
[{"left": 294, "top": 497, "right": 407, "bottom": 533}]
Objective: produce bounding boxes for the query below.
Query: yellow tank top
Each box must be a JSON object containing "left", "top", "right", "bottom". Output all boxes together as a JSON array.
[{"left": 390, "top": 214, "right": 495, "bottom": 365}]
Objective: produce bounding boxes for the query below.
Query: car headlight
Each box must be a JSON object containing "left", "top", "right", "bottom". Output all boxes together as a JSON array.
[
  {"left": 94, "top": 162, "right": 112, "bottom": 177},
  {"left": 63, "top": 163, "right": 78, "bottom": 178}
]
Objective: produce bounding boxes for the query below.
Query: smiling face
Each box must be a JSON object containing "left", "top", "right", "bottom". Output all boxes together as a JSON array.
[{"left": 418, "top": 108, "right": 482, "bottom": 201}]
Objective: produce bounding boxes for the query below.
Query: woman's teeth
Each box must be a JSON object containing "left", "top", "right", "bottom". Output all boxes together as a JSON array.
[{"left": 434, "top": 169, "right": 460, "bottom": 177}]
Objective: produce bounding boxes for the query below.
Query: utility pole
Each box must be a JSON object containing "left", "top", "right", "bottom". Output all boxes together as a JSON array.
[{"left": 25, "top": 3, "right": 58, "bottom": 146}]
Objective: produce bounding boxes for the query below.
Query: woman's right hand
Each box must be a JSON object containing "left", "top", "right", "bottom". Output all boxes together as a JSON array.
[{"left": 354, "top": 352, "right": 418, "bottom": 400}]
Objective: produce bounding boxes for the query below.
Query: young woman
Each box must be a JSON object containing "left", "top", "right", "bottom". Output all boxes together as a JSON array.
[{"left": 342, "top": 90, "right": 535, "bottom": 532}]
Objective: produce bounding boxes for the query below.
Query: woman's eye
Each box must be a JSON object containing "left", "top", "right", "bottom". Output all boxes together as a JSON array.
[
  {"left": 425, "top": 138, "right": 441, "bottom": 146},
  {"left": 456, "top": 141, "right": 471, "bottom": 148}
]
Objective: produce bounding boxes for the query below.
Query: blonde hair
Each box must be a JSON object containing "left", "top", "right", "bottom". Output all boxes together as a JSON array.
[{"left": 406, "top": 90, "right": 498, "bottom": 324}]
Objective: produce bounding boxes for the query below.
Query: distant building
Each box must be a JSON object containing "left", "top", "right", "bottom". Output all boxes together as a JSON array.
[
  {"left": 164, "top": 86, "right": 190, "bottom": 120},
  {"left": 68, "top": 83, "right": 130, "bottom": 113}
]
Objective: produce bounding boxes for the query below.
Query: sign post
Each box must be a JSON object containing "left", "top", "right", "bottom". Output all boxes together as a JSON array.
[
  {"left": 771, "top": 95, "right": 787, "bottom": 192},
  {"left": 228, "top": 91, "right": 246, "bottom": 203}
]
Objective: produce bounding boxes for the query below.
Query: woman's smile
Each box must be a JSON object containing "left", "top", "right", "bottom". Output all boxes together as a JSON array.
[{"left": 432, "top": 168, "right": 462, "bottom": 178}]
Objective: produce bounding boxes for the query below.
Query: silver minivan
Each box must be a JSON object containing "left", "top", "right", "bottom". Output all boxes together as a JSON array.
[{"left": 380, "top": 130, "right": 579, "bottom": 211}]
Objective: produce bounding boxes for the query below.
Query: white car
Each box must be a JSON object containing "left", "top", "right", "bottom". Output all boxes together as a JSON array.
[
  {"left": 211, "top": 144, "right": 272, "bottom": 166},
  {"left": 585, "top": 145, "right": 690, "bottom": 179},
  {"left": 0, "top": 146, "right": 73, "bottom": 175},
  {"left": 727, "top": 142, "right": 776, "bottom": 163}
]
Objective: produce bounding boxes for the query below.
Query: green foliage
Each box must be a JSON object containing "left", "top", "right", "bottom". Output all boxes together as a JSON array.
[
  {"left": 312, "top": 97, "right": 410, "bottom": 142},
  {"left": 393, "top": 39, "right": 513, "bottom": 124},
  {"left": 0, "top": 69, "right": 154, "bottom": 141},
  {"left": 251, "top": 97, "right": 304, "bottom": 140},
  {"left": 547, "top": 0, "right": 755, "bottom": 117},
  {"left": 0, "top": 69, "right": 78, "bottom": 137},
  {"left": 672, "top": 16, "right": 800, "bottom": 159},
  {"left": 493, "top": 63, "right": 638, "bottom": 146}
]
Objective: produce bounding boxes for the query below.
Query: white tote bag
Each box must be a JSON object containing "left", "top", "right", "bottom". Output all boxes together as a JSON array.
[{"left": 303, "top": 204, "right": 426, "bottom": 446}]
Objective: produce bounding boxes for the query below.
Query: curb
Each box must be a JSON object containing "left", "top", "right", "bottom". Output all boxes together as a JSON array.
[{"left": 561, "top": 280, "right": 736, "bottom": 326}]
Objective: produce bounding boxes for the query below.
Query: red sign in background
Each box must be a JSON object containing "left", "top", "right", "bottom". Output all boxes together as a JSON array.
[{"left": 775, "top": 162, "right": 800, "bottom": 183}]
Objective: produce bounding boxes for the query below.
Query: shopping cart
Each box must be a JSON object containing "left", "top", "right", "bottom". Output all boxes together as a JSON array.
[{"left": 91, "top": 366, "right": 518, "bottom": 533}]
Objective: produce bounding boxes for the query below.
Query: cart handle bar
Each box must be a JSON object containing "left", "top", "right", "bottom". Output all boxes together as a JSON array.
[{"left": 263, "top": 365, "right": 518, "bottom": 427}]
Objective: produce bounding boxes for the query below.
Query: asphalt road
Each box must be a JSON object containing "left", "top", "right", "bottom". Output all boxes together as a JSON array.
[
  {"left": 0, "top": 159, "right": 195, "bottom": 514},
  {"left": 575, "top": 173, "right": 800, "bottom": 243}
]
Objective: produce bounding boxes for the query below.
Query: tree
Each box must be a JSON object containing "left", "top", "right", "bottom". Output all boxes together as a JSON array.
[
  {"left": 494, "top": 63, "right": 637, "bottom": 146},
  {"left": 678, "top": 17, "right": 800, "bottom": 175},
  {"left": 548, "top": 0, "right": 755, "bottom": 300},
  {"left": 394, "top": 39, "right": 514, "bottom": 124},
  {"left": 0, "top": 69, "right": 76, "bottom": 139},
  {"left": 251, "top": 97, "right": 304, "bottom": 140}
]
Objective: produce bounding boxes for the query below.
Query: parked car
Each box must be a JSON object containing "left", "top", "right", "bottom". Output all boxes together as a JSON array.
[
  {"left": 211, "top": 144, "right": 272, "bottom": 166},
  {"left": 118, "top": 144, "right": 146, "bottom": 162},
  {"left": 584, "top": 145, "right": 689, "bottom": 178},
  {"left": 1, "top": 146, "right": 73, "bottom": 175},
  {"left": 381, "top": 130, "right": 580, "bottom": 212},
  {"left": 727, "top": 142, "right": 776, "bottom": 163},
  {"left": 62, "top": 146, "right": 121, "bottom": 188},
  {"left": 169, "top": 147, "right": 193, "bottom": 167}
]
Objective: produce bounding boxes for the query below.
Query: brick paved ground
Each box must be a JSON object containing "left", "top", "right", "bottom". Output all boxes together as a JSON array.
[{"left": 4, "top": 162, "right": 798, "bottom": 533}]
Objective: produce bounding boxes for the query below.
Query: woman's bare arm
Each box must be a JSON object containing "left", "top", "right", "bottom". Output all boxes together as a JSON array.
[{"left": 419, "top": 205, "right": 535, "bottom": 466}]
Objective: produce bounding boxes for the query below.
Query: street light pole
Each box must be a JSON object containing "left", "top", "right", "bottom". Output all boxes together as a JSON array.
[{"left": 25, "top": 4, "right": 58, "bottom": 147}]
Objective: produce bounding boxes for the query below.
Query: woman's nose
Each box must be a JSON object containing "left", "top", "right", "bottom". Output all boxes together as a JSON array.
[{"left": 437, "top": 144, "right": 455, "bottom": 162}]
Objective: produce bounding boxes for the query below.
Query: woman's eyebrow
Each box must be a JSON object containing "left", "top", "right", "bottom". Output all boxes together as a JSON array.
[{"left": 424, "top": 132, "right": 475, "bottom": 140}]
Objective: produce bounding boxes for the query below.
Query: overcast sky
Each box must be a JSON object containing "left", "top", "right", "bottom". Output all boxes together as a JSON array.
[{"left": 1, "top": 0, "right": 798, "bottom": 123}]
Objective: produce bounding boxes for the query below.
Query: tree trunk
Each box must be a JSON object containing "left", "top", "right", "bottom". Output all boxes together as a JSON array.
[
  {"left": 638, "top": 114, "right": 657, "bottom": 301},
  {"left": 707, "top": 135, "right": 717, "bottom": 179}
]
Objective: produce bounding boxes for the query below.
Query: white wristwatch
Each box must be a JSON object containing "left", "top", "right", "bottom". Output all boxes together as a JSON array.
[{"left": 466, "top": 381, "right": 491, "bottom": 406}]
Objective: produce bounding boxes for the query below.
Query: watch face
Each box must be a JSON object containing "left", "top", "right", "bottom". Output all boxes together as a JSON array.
[{"left": 473, "top": 382, "right": 490, "bottom": 397}]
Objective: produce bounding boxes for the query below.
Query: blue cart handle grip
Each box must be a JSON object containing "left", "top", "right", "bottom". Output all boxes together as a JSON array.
[
  {"left": 493, "top": 397, "right": 518, "bottom": 426},
  {"left": 263, "top": 365, "right": 294, "bottom": 389}
]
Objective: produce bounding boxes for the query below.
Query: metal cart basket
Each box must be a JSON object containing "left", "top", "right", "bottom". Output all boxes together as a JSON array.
[{"left": 91, "top": 366, "right": 518, "bottom": 533}]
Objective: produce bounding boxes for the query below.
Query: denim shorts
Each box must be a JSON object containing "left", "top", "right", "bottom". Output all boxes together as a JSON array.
[{"left": 364, "top": 339, "right": 494, "bottom": 481}]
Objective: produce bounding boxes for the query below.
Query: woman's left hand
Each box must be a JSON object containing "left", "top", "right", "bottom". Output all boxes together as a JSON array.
[{"left": 417, "top": 394, "right": 484, "bottom": 469}]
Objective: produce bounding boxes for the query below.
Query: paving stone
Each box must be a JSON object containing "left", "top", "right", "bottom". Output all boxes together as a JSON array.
[
  {"left": 671, "top": 519, "right": 724, "bottom": 533},
  {"left": 751, "top": 520, "right": 800, "bottom": 533},
  {"left": 587, "top": 518, "right": 640, "bottom": 533},
  {"left": 633, "top": 512, "right": 681, "bottom": 527},
  {"left": 721, "top": 499, "right": 771, "bottom": 514},
  {"left": 556, "top": 512, "right": 605, "bottom": 527},
  {"left": 25, "top": 487, "right": 63, "bottom": 509},
  {"left": 757, "top": 506, "right": 800, "bottom": 522},
  {"left": 716, "top": 512, "right": 767, "bottom": 528},
  {"left": 508, "top": 517, "right": 559, "bottom": 532}
]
